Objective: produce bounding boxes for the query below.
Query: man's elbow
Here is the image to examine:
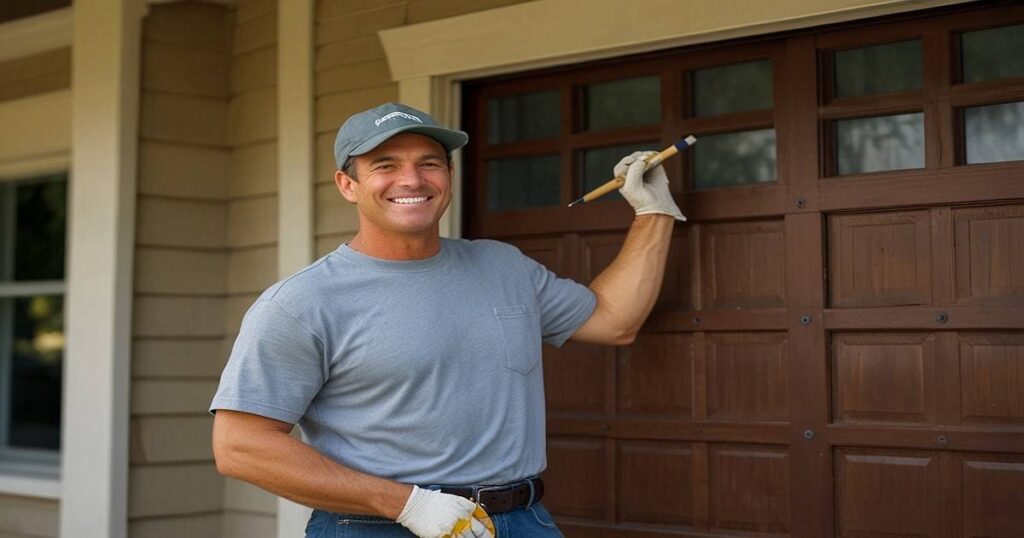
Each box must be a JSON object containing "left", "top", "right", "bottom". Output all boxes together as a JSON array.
[
  {"left": 610, "top": 327, "right": 639, "bottom": 346},
  {"left": 212, "top": 419, "right": 246, "bottom": 479}
]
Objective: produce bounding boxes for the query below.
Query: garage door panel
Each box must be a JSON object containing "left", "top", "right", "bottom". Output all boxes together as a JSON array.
[
  {"left": 708, "top": 444, "right": 790, "bottom": 534},
  {"left": 617, "top": 441, "right": 694, "bottom": 526},
  {"left": 832, "top": 332, "right": 938, "bottom": 424},
  {"left": 962, "top": 455, "right": 1024, "bottom": 538},
  {"left": 544, "top": 342, "right": 612, "bottom": 416},
  {"left": 706, "top": 332, "right": 789, "bottom": 422},
  {"left": 616, "top": 333, "right": 693, "bottom": 419},
  {"left": 581, "top": 233, "right": 626, "bottom": 284},
  {"left": 835, "top": 449, "right": 940, "bottom": 538},
  {"left": 507, "top": 235, "right": 575, "bottom": 279},
  {"left": 829, "top": 210, "right": 932, "bottom": 308},
  {"left": 544, "top": 436, "right": 609, "bottom": 519},
  {"left": 701, "top": 220, "right": 786, "bottom": 310},
  {"left": 959, "top": 333, "right": 1024, "bottom": 425},
  {"left": 954, "top": 204, "right": 1024, "bottom": 305}
]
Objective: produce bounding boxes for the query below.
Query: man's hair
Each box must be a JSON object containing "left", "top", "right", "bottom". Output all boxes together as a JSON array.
[{"left": 341, "top": 151, "right": 453, "bottom": 181}]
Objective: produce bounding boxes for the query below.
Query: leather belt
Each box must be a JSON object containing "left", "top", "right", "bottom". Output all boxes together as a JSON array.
[{"left": 439, "top": 477, "right": 544, "bottom": 514}]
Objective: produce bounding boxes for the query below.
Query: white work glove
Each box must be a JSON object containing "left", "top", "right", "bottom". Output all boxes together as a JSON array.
[
  {"left": 396, "top": 486, "right": 494, "bottom": 538},
  {"left": 614, "top": 151, "right": 686, "bottom": 221}
]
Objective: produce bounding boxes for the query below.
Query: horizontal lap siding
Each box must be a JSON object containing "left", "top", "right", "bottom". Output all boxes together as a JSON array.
[
  {"left": 0, "top": 48, "right": 70, "bottom": 103},
  {"left": 220, "top": 1, "right": 280, "bottom": 535},
  {"left": 130, "top": 2, "right": 232, "bottom": 535}
]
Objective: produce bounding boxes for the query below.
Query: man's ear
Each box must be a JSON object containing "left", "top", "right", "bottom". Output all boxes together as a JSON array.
[{"left": 335, "top": 170, "right": 358, "bottom": 204}]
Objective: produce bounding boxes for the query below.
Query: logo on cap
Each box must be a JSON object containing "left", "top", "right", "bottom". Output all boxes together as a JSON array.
[{"left": 375, "top": 111, "right": 423, "bottom": 127}]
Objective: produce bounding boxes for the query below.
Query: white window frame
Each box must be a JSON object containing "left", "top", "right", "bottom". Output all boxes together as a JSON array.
[
  {"left": 0, "top": 173, "right": 67, "bottom": 472},
  {"left": 0, "top": 89, "right": 70, "bottom": 500}
]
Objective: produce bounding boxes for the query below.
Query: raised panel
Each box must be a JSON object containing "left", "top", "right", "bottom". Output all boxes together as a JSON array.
[
  {"left": 543, "top": 437, "right": 608, "bottom": 519},
  {"left": 962, "top": 454, "right": 1024, "bottom": 538},
  {"left": 508, "top": 236, "right": 572, "bottom": 279},
  {"left": 617, "top": 441, "right": 693, "bottom": 526},
  {"left": 835, "top": 449, "right": 939, "bottom": 538},
  {"left": 616, "top": 333, "right": 693, "bottom": 418},
  {"left": 580, "top": 233, "right": 625, "bottom": 285},
  {"left": 708, "top": 445, "right": 790, "bottom": 534},
  {"left": 954, "top": 205, "right": 1024, "bottom": 305},
  {"left": 544, "top": 342, "right": 610, "bottom": 416},
  {"left": 706, "top": 332, "right": 789, "bottom": 421},
  {"left": 701, "top": 220, "right": 785, "bottom": 309},
  {"left": 661, "top": 229, "right": 695, "bottom": 309},
  {"left": 832, "top": 333, "right": 937, "bottom": 424},
  {"left": 960, "top": 333, "right": 1024, "bottom": 425},
  {"left": 829, "top": 210, "right": 931, "bottom": 307}
]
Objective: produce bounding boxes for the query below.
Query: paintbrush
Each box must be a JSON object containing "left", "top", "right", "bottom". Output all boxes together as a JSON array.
[{"left": 568, "top": 135, "right": 697, "bottom": 207}]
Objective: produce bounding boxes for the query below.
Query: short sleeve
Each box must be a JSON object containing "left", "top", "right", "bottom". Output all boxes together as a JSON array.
[
  {"left": 209, "top": 300, "right": 325, "bottom": 424},
  {"left": 520, "top": 254, "right": 597, "bottom": 347}
]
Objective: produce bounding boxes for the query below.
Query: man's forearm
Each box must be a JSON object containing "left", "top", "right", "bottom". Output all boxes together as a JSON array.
[
  {"left": 575, "top": 214, "right": 674, "bottom": 344},
  {"left": 212, "top": 410, "right": 411, "bottom": 519}
]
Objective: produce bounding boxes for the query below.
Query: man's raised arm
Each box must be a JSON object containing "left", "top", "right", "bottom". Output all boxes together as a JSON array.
[{"left": 571, "top": 152, "right": 684, "bottom": 346}]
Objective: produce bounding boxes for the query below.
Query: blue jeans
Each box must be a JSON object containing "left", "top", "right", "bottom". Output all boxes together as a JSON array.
[{"left": 303, "top": 502, "right": 563, "bottom": 537}]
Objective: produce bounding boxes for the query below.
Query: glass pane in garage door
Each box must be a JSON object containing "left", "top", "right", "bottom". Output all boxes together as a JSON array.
[
  {"left": 582, "top": 75, "right": 660, "bottom": 131},
  {"left": 693, "top": 129, "right": 777, "bottom": 189},
  {"left": 487, "top": 155, "right": 561, "bottom": 211},
  {"left": 965, "top": 101, "right": 1024, "bottom": 164},
  {"left": 692, "top": 59, "right": 773, "bottom": 116},
  {"left": 835, "top": 112, "right": 924, "bottom": 174},
  {"left": 961, "top": 23, "right": 1024, "bottom": 83},
  {"left": 487, "top": 90, "right": 561, "bottom": 143}
]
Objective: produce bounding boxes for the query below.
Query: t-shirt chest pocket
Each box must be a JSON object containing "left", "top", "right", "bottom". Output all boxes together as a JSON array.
[{"left": 493, "top": 305, "right": 541, "bottom": 375}]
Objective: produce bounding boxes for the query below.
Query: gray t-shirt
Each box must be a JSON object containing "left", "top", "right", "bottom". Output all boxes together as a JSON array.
[{"left": 210, "top": 238, "right": 596, "bottom": 485}]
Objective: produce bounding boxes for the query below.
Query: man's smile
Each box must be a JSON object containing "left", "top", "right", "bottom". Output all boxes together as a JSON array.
[{"left": 389, "top": 196, "right": 432, "bottom": 205}]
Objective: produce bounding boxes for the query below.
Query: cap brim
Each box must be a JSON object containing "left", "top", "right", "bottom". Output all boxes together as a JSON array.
[{"left": 349, "top": 124, "right": 469, "bottom": 157}]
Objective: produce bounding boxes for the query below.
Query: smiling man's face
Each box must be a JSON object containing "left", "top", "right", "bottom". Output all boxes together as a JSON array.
[{"left": 336, "top": 133, "right": 452, "bottom": 246}]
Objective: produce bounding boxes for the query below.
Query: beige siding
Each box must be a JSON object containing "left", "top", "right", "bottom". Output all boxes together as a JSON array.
[
  {"left": 129, "top": 514, "right": 222, "bottom": 538},
  {"left": 129, "top": 464, "right": 224, "bottom": 518},
  {"left": 138, "top": 142, "right": 230, "bottom": 200},
  {"left": 0, "top": 495, "right": 58, "bottom": 538},
  {"left": 0, "top": 48, "right": 70, "bottom": 103},
  {"left": 131, "top": 3, "right": 233, "bottom": 536},
  {"left": 221, "top": 0, "right": 279, "bottom": 534},
  {"left": 131, "top": 416, "right": 215, "bottom": 464},
  {"left": 221, "top": 513, "right": 276, "bottom": 538}
]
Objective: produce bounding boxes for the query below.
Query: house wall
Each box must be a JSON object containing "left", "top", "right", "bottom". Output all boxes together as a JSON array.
[
  {"left": 312, "top": 0, "right": 533, "bottom": 254},
  {"left": 0, "top": 48, "right": 69, "bottom": 103},
  {"left": 0, "top": 495, "right": 58, "bottom": 538},
  {"left": 129, "top": 3, "right": 231, "bottom": 536},
  {"left": 221, "top": 0, "right": 279, "bottom": 534}
]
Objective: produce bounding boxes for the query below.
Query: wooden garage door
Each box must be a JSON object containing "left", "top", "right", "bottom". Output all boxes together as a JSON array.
[{"left": 462, "top": 3, "right": 1024, "bottom": 536}]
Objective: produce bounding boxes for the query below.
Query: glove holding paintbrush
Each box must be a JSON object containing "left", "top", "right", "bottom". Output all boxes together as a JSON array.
[{"left": 614, "top": 151, "right": 687, "bottom": 222}]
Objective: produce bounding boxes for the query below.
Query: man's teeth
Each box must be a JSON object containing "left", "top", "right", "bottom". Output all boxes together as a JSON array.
[{"left": 391, "top": 196, "right": 428, "bottom": 204}]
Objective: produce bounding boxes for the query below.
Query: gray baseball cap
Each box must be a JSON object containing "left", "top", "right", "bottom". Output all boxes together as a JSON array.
[{"left": 333, "top": 102, "right": 469, "bottom": 170}]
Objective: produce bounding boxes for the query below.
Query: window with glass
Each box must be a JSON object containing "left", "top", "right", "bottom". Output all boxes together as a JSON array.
[
  {"left": 825, "top": 38, "right": 926, "bottom": 176},
  {"left": 959, "top": 23, "right": 1024, "bottom": 165},
  {"left": 0, "top": 173, "right": 66, "bottom": 465},
  {"left": 689, "top": 58, "right": 777, "bottom": 189}
]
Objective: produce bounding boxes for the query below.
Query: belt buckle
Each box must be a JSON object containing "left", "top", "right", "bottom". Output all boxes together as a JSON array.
[{"left": 471, "top": 483, "right": 507, "bottom": 509}]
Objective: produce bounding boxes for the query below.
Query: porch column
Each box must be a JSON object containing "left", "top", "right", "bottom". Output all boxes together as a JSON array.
[{"left": 61, "top": 0, "right": 145, "bottom": 536}]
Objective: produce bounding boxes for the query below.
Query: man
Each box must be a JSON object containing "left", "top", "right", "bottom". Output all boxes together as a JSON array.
[{"left": 210, "top": 102, "right": 685, "bottom": 537}]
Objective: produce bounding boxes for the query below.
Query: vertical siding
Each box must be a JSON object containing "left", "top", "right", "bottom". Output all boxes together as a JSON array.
[
  {"left": 221, "top": 0, "right": 279, "bottom": 535},
  {"left": 312, "top": 0, "right": 534, "bottom": 256},
  {"left": 130, "top": 3, "right": 232, "bottom": 535},
  {"left": 0, "top": 48, "right": 70, "bottom": 103}
]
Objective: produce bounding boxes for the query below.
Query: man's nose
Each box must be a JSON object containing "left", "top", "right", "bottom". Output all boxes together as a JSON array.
[{"left": 394, "top": 164, "right": 427, "bottom": 186}]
